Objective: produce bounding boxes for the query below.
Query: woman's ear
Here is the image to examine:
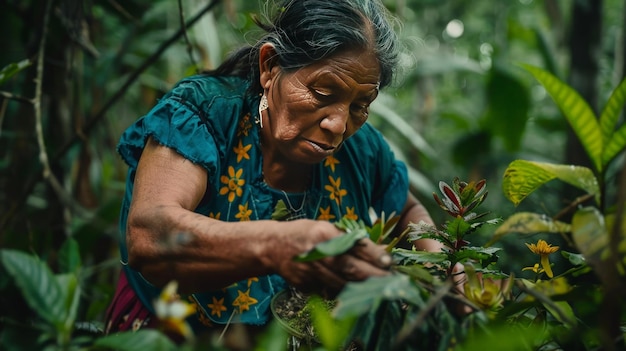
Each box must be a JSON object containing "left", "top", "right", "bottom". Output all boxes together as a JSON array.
[{"left": 259, "top": 43, "right": 279, "bottom": 89}]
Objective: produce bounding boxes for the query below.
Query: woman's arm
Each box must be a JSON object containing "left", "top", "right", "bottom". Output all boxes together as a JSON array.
[
  {"left": 397, "top": 191, "right": 443, "bottom": 252},
  {"left": 126, "top": 137, "right": 390, "bottom": 295}
]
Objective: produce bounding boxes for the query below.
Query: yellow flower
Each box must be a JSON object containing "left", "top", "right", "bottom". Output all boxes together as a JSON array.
[
  {"left": 525, "top": 240, "right": 559, "bottom": 278},
  {"left": 317, "top": 206, "right": 336, "bottom": 221},
  {"left": 207, "top": 296, "right": 227, "bottom": 318},
  {"left": 232, "top": 289, "right": 258, "bottom": 313},
  {"left": 325, "top": 175, "right": 347, "bottom": 205},
  {"left": 324, "top": 155, "right": 340, "bottom": 172},
  {"left": 219, "top": 166, "right": 245, "bottom": 202},
  {"left": 462, "top": 265, "right": 507, "bottom": 318},
  {"left": 233, "top": 139, "right": 251, "bottom": 163},
  {"left": 344, "top": 206, "right": 358, "bottom": 221},
  {"left": 235, "top": 202, "right": 252, "bottom": 221},
  {"left": 153, "top": 281, "right": 196, "bottom": 339},
  {"left": 522, "top": 263, "right": 544, "bottom": 275}
]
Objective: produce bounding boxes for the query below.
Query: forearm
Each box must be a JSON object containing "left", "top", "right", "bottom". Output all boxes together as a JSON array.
[
  {"left": 398, "top": 192, "right": 442, "bottom": 253},
  {"left": 126, "top": 205, "right": 290, "bottom": 293}
]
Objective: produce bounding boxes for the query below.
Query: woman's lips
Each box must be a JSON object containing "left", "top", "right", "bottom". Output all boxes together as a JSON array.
[{"left": 305, "top": 139, "right": 335, "bottom": 154}]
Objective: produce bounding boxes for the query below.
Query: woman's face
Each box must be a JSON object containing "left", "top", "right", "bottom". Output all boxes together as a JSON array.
[{"left": 261, "top": 46, "right": 381, "bottom": 164}]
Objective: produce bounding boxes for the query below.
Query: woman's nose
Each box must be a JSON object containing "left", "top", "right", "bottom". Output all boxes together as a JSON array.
[{"left": 319, "top": 105, "right": 348, "bottom": 135}]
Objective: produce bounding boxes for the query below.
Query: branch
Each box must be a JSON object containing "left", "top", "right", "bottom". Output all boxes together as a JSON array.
[
  {"left": 0, "top": 90, "right": 33, "bottom": 104},
  {"left": 32, "top": 0, "right": 92, "bottom": 221},
  {"left": 0, "top": 0, "right": 221, "bottom": 233},
  {"left": 392, "top": 279, "right": 454, "bottom": 349},
  {"left": 178, "top": 0, "right": 197, "bottom": 71}
]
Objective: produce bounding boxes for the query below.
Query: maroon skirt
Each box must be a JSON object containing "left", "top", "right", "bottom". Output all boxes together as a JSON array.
[{"left": 104, "top": 270, "right": 158, "bottom": 334}]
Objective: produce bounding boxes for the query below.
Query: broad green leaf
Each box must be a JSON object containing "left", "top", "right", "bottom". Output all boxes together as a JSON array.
[
  {"left": 571, "top": 207, "right": 609, "bottom": 263},
  {"left": 483, "top": 65, "right": 530, "bottom": 151},
  {"left": 458, "top": 324, "right": 547, "bottom": 351},
  {"left": 453, "top": 246, "right": 501, "bottom": 266},
  {"left": 309, "top": 295, "right": 355, "bottom": 351},
  {"left": 58, "top": 238, "right": 81, "bottom": 274},
  {"left": 599, "top": 77, "right": 626, "bottom": 150},
  {"left": 56, "top": 274, "right": 80, "bottom": 332},
  {"left": 0, "top": 59, "right": 31, "bottom": 85},
  {"left": 488, "top": 212, "right": 571, "bottom": 246},
  {"left": 0, "top": 250, "right": 66, "bottom": 326},
  {"left": 295, "top": 228, "right": 367, "bottom": 262},
  {"left": 522, "top": 64, "right": 603, "bottom": 172},
  {"left": 253, "top": 319, "right": 289, "bottom": 351},
  {"left": 502, "top": 160, "right": 600, "bottom": 206},
  {"left": 602, "top": 124, "right": 626, "bottom": 166},
  {"left": 334, "top": 275, "right": 423, "bottom": 319},
  {"left": 93, "top": 329, "right": 176, "bottom": 351}
]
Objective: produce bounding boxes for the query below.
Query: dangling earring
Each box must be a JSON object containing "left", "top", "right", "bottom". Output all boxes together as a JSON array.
[{"left": 257, "top": 94, "right": 268, "bottom": 129}]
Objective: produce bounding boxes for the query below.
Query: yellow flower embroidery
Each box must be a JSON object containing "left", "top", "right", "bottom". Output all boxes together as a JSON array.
[
  {"left": 324, "top": 155, "right": 340, "bottom": 172},
  {"left": 525, "top": 239, "right": 559, "bottom": 278},
  {"left": 219, "top": 166, "right": 245, "bottom": 202},
  {"left": 233, "top": 139, "right": 251, "bottom": 163},
  {"left": 247, "top": 277, "right": 259, "bottom": 287},
  {"left": 344, "top": 207, "right": 358, "bottom": 221},
  {"left": 324, "top": 175, "right": 347, "bottom": 205},
  {"left": 209, "top": 212, "right": 221, "bottom": 220},
  {"left": 317, "top": 206, "right": 336, "bottom": 221},
  {"left": 232, "top": 289, "right": 258, "bottom": 313},
  {"left": 237, "top": 114, "right": 252, "bottom": 137},
  {"left": 236, "top": 202, "right": 252, "bottom": 221},
  {"left": 207, "top": 296, "right": 227, "bottom": 318}
]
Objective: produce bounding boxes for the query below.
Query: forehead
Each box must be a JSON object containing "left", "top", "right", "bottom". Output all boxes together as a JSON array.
[{"left": 290, "top": 48, "right": 381, "bottom": 87}]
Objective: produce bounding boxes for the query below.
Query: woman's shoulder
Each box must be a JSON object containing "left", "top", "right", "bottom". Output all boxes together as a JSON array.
[{"left": 166, "top": 75, "right": 250, "bottom": 104}]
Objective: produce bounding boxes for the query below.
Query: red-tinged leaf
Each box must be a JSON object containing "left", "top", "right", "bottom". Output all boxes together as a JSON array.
[{"left": 439, "top": 181, "right": 461, "bottom": 212}]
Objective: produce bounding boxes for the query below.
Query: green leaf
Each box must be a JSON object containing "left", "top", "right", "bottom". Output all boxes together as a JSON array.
[
  {"left": 483, "top": 65, "right": 530, "bottom": 151},
  {"left": 446, "top": 216, "right": 472, "bottom": 239},
  {"left": 309, "top": 295, "right": 355, "bottom": 351},
  {"left": 598, "top": 75, "right": 626, "bottom": 169},
  {"left": 56, "top": 274, "right": 80, "bottom": 332},
  {"left": 602, "top": 124, "right": 626, "bottom": 167},
  {"left": 0, "top": 59, "right": 32, "bottom": 85},
  {"left": 58, "top": 238, "right": 81, "bottom": 274},
  {"left": 522, "top": 64, "right": 603, "bottom": 172},
  {"left": 502, "top": 160, "right": 600, "bottom": 206},
  {"left": 334, "top": 275, "right": 424, "bottom": 319},
  {"left": 271, "top": 200, "right": 290, "bottom": 221},
  {"left": 0, "top": 250, "right": 66, "bottom": 326},
  {"left": 571, "top": 207, "right": 609, "bottom": 264},
  {"left": 93, "top": 329, "right": 176, "bottom": 351},
  {"left": 453, "top": 247, "right": 500, "bottom": 266},
  {"left": 295, "top": 228, "right": 368, "bottom": 262},
  {"left": 488, "top": 212, "right": 571, "bottom": 246},
  {"left": 392, "top": 248, "right": 449, "bottom": 266}
]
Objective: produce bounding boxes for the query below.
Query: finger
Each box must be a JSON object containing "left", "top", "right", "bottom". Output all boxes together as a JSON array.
[
  {"left": 350, "top": 239, "right": 392, "bottom": 269},
  {"left": 292, "top": 261, "right": 345, "bottom": 297},
  {"left": 329, "top": 254, "right": 391, "bottom": 282}
]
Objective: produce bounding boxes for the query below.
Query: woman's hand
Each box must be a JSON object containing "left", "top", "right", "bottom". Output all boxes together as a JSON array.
[{"left": 267, "top": 220, "right": 392, "bottom": 297}]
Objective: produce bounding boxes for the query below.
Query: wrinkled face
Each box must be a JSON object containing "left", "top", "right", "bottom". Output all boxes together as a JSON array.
[{"left": 262, "top": 47, "right": 381, "bottom": 164}]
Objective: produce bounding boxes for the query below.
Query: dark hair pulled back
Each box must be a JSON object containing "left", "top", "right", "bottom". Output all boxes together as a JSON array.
[{"left": 207, "top": 0, "right": 400, "bottom": 95}]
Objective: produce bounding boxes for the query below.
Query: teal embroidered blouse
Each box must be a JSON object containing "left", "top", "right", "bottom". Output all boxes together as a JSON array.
[{"left": 116, "top": 75, "right": 410, "bottom": 329}]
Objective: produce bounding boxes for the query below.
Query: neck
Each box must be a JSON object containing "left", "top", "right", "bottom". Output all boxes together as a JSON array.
[{"left": 262, "top": 162, "right": 313, "bottom": 192}]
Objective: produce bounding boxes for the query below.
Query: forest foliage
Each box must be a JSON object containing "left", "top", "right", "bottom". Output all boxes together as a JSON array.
[{"left": 0, "top": 0, "right": 625, "bottom": 350}]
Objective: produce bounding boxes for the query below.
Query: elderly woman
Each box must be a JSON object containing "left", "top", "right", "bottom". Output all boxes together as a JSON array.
[{"left": 105, "top": 0, "right": 442, "bottom": 341}]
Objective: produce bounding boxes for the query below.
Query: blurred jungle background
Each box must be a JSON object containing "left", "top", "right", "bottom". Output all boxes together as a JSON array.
[{"left": 0, "top": 0, "right": 624, "bottom": 347}]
